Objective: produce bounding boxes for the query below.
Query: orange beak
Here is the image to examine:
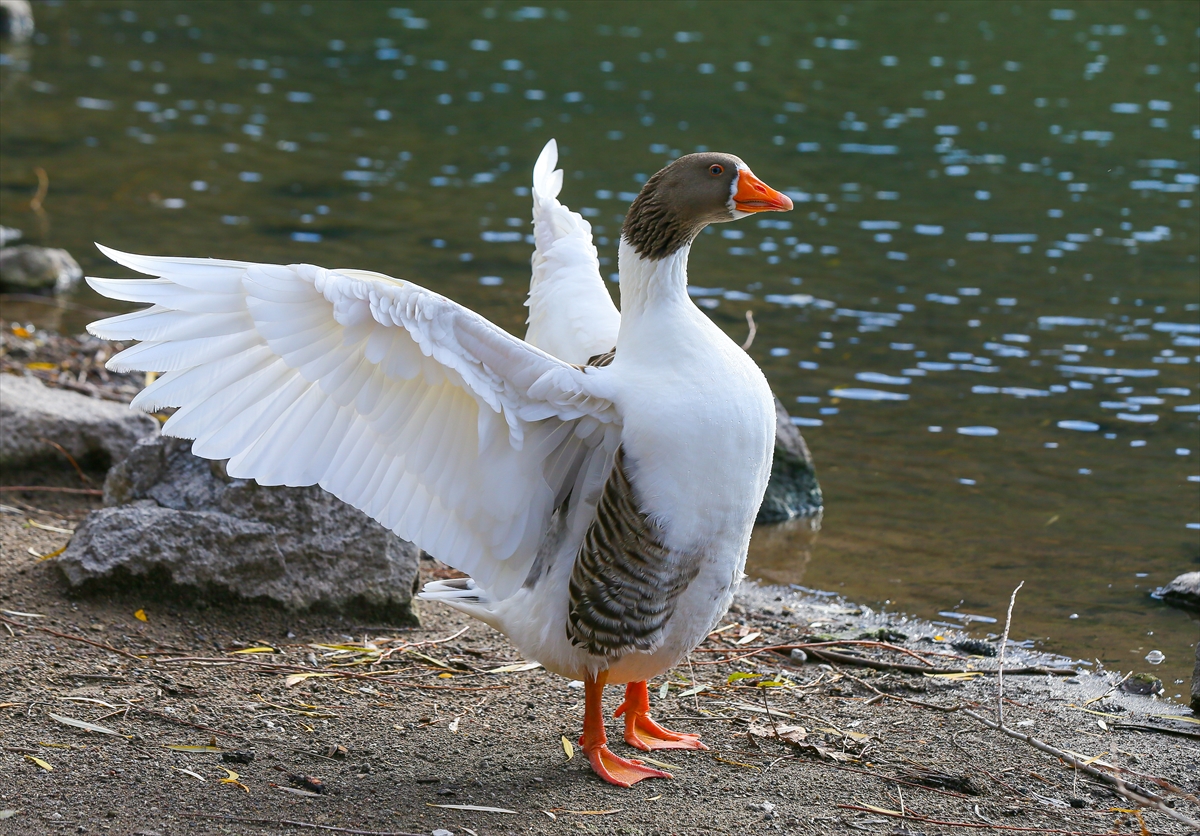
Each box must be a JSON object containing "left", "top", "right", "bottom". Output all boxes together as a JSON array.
[{"left": 733, "top": 169, "right": 794, "bottom": 213}]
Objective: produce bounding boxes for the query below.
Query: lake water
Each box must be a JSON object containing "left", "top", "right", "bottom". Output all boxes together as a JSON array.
[{"left": 2, "top": 1, "right": 1197, "bottom": 697}]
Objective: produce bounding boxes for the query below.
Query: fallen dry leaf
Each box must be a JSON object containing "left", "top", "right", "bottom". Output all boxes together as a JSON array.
[
  {"left": 24, "top": 755, "right": 52, "bottom": 771},
  {"left": 219, "top": 767, "right": 249, "bottom": 793}
]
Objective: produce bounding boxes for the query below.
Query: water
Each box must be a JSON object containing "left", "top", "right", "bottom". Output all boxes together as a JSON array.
[{"left": 2, "top": 1, "right": 1197, "bottom": 696}]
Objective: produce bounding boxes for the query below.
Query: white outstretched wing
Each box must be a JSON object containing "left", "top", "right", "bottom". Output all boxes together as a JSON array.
[
  {"left": 87, "top": 245, "right": 620, "bottom": 599},
  {"left": 525, "top": 139, "right": 621, "bottom": 365}
]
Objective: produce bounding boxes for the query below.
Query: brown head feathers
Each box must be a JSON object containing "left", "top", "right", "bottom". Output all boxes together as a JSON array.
[{"left": 621, "top": 153, "right": 744, "bottom": 261}]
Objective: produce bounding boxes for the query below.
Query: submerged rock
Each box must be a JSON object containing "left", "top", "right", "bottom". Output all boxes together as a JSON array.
[
  {"left": 59, "top": 435, "right": 420, "bottom": 622},
  {"left": 0, "top": 374, "right": 158, "bottom": 468},
  {"left": 1154, "top": 571, "right": 1199, "bottom": 613},
  {"left": 1119, "top": 673, "right": 1163, "bottom": 697},
  {"left": 1192, "top": 644, "right": 1199, "bottom": 714},
  {"left": 0, "top": 245, "right": 83, "bottom": 294},
  {"left": 756, "top": 397, "right": 823, "bottom": 524}
]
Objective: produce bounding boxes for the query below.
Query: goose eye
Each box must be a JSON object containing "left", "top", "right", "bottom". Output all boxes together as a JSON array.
[{"left": 709, "top": 164, "right": 724, "bottom": 176}]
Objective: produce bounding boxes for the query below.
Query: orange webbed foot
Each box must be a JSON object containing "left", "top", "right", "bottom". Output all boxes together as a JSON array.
[
  {"left": 584, "top": 743, "right": 672, "bottom": 787},
  {"left": 615, "top": 680, "right": 708, "bottom": 752},
  {"left": 579, "top": 673, "right": 674, "bottom": 787},
  {"left": 624, "top": 713, "right": 708, "bottom": 751}
]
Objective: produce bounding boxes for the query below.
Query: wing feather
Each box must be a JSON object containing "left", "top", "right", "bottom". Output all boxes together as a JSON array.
[
  {"left": 88, "top": 248, "right": 618, "bottom": 598},
  {"left": 524, "top": 139, "right": 621, "bottom": 364}
]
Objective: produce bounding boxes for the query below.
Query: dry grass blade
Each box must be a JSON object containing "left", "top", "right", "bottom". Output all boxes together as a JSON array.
[
  {"left": 425, "top": 803, "right": 518, "bottom": 814},
  {"left": 48, "top": 713, "right": 128, "bottom": 737}
]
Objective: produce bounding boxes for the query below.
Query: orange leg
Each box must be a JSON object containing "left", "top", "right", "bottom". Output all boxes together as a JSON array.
[
  {"left": 614, "top": 680, "right": 708, "bottom": 752},
  {"left": 578, "top": 671, "right": 672, "bottom": 787}
]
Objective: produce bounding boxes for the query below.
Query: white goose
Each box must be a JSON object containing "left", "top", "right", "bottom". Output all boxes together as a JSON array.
[{"left": 86, "top": 139, "right": 792, "bottom": 787}]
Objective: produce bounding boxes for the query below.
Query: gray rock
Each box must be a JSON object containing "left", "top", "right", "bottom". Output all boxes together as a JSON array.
[
  {"left": 60, "top": 435, "right": 420, "bottom": 622},
  {"left": 0, "top": 225, "right": 21, "bottom": 246},
  {"left": 0, "top": 374, "right": 158, "bottom": 468},
  {"left": 0, "top": 0, "right": 34, "bottom": 43},
  {"left": 756, "top": 397, "right": 823, "bottom": 524},
  {"left": 1155, "top": 571, "right": 1200, "bottom": 613},
  {"left": 0, "top": 245, "right": 82, "bottom": 294}
]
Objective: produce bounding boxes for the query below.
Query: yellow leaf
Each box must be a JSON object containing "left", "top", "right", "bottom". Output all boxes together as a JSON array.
[
  {"left": 24, "top": 755, "right": 52, "bottom": 771},
  {"left": 164, "top": 745, "right": 223, "bottom": 753},
  {"left": 284, "top": 673, "right": 334, "bottom": 687},
  {"left": 561, "top": 736, "right": 574, "bottom": 760},
  {"left": 133, "top": 609, "right": 148, "bottom": 622},
  {"left": 25, "top": 362, "right": 56, "bottom": 371},
  {"left": 638, "top": 755, "right": 680, "bottom": 770},
  {"left": 727, "top": 672, "right": 761, "bottom": 684},
  {"left": 12, "top": 326, "right": 32, "bottom": 338},
  {"left": 230, "top": 646, "right": 277, "bottom": 654},
  {"left": 219, "top": 767, "right": 249, "bottom": 793},
  {"left": 34, "top": 544, "right": 67, "bottom": 562}
]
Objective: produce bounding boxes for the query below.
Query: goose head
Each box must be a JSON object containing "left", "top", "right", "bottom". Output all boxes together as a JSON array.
[{"left": 622, "top": 153, "right": 793, "bottom": 261}]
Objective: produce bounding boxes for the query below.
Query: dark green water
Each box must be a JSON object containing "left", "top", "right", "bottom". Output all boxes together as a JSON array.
[{"left": 2, "top": 0, "right": 1197, "bottom": 696}]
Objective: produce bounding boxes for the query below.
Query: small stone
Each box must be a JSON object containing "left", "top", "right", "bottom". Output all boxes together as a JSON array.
[
  {"left": 1068, "top": 797, "right": 1088, "bottom": 808},
  {"left": 746, "top": 801, "right": 775, "bottom": 814},
  {"left": 432, "top": 830, "right": 453, "bottom": 836},
  {"left": 0, "top": 245, "right": 82, "bottom": 294},
  {"left": 221, "top": 751, "right": 254, "bottom": 765},
  {"left": 789, "top": 649, "right": 808, "bottom": 663},
  {"left": 950, "top": 638, "right": 997, "bottom": 657}
]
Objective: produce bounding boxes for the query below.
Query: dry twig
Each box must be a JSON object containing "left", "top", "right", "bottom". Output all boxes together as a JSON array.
[
  {"left": 961, "top": 709, "right": 1199, "bottom": 830},
  {"left": 741, "top": 310, "right": 757, "bottom": 350},
  {"left": 0, "top": 486, "right": 103, "bottom": 496},
  {"left": 997, "top": 580, "right": 1024, "bottom": 728}
]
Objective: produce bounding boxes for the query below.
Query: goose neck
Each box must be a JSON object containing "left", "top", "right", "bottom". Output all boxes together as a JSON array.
[{"left": 617, "top": 239, "right": 692, "bottom": 320}]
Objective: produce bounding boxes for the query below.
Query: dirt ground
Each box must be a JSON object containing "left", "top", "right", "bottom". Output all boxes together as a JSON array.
[{"left": 2, "top": 465, "right": 1198, "bottom": 836}]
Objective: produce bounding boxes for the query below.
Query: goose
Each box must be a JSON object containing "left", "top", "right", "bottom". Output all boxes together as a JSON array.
[{"left": 85, "top": 139, "right": 793, "bottom": 787}]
